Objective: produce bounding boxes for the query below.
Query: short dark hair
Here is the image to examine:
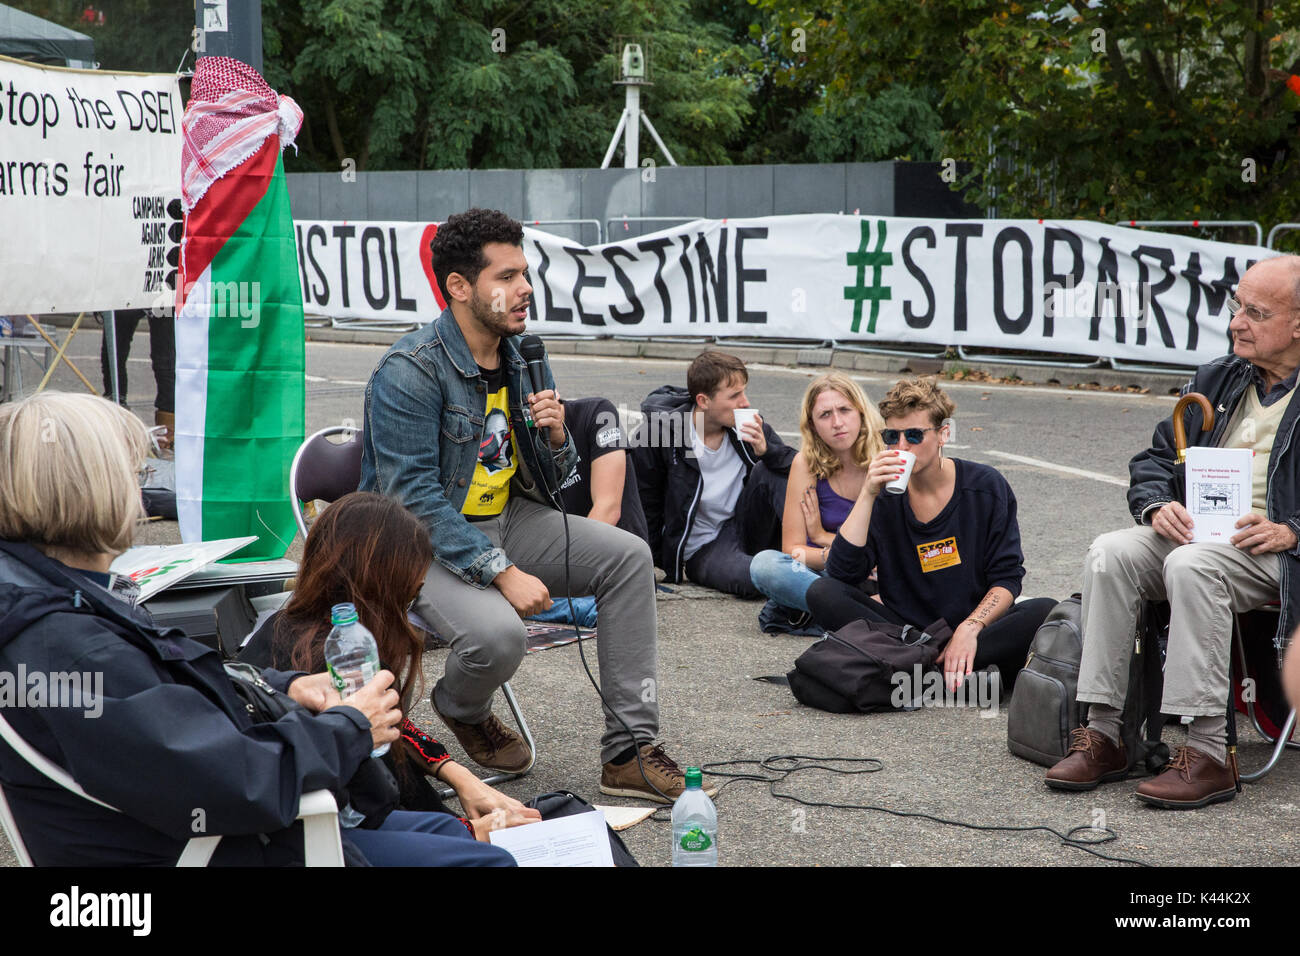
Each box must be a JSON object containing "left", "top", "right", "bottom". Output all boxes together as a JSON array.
[
  {"left": 429, "top": 208, "right": 524, "bottom": 302},
  {"left": 687, "top": 350, "right": 748, "bottom": 404}
]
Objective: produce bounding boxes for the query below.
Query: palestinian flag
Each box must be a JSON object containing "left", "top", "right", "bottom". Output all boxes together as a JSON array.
[{"left": 175, "top": 57, "right": 305, "bottom": 560}]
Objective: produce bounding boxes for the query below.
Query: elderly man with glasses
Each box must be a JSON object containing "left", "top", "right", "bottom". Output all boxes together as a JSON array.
[{"left": 1046, "top": 255, "right": 1300, "bottom": 809}]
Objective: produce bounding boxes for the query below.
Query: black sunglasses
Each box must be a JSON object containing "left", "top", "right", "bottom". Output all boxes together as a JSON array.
[{"left": 882, "top": 426, "right": 939, "bottom": 446}]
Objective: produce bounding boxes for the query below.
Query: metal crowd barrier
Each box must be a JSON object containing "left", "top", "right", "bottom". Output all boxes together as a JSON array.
[
  {"left": 1267, "top": 223, "right": 1300, "bottom": 249},
  {"left": 524, "top": 218, "right": 603, "bottom": 244}
]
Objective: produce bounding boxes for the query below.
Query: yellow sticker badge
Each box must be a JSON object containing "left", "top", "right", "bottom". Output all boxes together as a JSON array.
[{"left": 917, "top": 536, "right": 961, "bottom": 573}]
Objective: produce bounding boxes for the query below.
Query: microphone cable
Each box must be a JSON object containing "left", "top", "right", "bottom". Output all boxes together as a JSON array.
[{"left": 519, "top": 338, "right": 674, "bottom": 804}]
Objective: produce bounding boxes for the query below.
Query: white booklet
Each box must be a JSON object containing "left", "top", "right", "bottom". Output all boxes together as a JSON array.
[
  {"left": 488, "top": 810, "right": 614, "bottom": 867},
  {"left": 1185, "top": 447, "right": 1253, "bottom": 543},
  {"left": 108, "top": 537, "right": 258, "bottom": 602}
]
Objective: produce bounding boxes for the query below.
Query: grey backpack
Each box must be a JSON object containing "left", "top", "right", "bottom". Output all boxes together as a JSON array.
[{"left": 1007, "top": 596, "right": 1081, "bottom": 766}]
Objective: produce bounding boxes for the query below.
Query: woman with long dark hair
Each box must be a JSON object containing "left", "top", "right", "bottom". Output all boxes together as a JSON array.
[
  {"left": 0, "top": 393, "right": 521, "bottom": 865},
  {"left": 241, "top": 492, "right": 535, "bottom": 823}
]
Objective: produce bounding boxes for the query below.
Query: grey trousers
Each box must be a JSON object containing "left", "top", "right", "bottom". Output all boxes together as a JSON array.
[
  {"left": 415, "top": 496, "right": 660, "bottom": 763},
  {"left": 1079, "top": 525, "right": 1281, "bottom": 717}
]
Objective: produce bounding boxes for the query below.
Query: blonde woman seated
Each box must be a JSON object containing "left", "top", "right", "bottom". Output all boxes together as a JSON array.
[{"left": 749, "top": 373, "right": 884, "bottom": 631}]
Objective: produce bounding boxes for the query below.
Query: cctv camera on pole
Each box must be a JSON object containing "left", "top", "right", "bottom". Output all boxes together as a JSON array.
[{"left": 601, "top": 40, "right": 677, "bottom": 169}]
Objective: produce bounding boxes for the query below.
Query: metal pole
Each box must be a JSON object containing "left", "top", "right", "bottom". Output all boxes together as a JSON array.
[
  {"left": 197, "top": 0, "right": 263, "bottom": 72},
  {"left": 624, "top": 85, "right": 640, "bottom": 169},
  {"left": 600, "top": 109, "right": 630, "bottom": 169},
  {"left": 640, "top": 112, "right": 677, "bottom": 166},
  {"left": 105, "top": 310, "right": 119, "bottom": 403}
]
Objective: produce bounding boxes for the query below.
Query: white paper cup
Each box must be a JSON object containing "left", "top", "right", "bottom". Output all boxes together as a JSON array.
[
  {"left": 732, "top": 408, "right": 760, "bottom": 432},
  {"left": 884, "top": 450, "right": 916, "bottom": 495}
]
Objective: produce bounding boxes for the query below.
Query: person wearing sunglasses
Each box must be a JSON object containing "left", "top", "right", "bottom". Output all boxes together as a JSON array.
[
  {"left": 1046, "top": 255, "right": 1300, "bottom": 809},
  {"left": 806, "top": 377, "right": 1055, "bottom": 693}
]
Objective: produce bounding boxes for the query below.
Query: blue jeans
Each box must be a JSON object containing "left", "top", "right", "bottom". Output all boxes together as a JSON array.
[
  {"left": 528, "top": 594, "right": 598, "bottom": 628},
  {"left": 344, "top": 811, "right": 516, "bottom": 867},
  {"left": 749, "top": 549, "right": 824, "bottom": 612}
]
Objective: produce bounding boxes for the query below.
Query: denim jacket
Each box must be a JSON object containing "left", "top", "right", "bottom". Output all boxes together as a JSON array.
[{"left": 359, "top": 309, "right": 578, "bottom": 587}]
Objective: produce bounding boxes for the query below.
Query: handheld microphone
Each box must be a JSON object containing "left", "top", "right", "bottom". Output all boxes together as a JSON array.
[
  {"left": 517, "top": 334, "right": 557, "bottom": 493},
  {"left": 518, "top": 334, "right": 548, "bottom": 399}
]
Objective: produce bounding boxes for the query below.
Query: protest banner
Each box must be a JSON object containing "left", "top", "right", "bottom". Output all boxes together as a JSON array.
[
  {"left": 295, "top": 215, "right": 1268, "bottom": 367},
  {"left": 0, "top": 54, "right": 182, "bottom": 314}
]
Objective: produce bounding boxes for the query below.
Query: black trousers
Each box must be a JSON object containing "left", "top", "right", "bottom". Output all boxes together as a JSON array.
[
  {"left": 100, "top": 309, "right": 175, "bottom": 413},
  {"left": 684, "top": 461, "right": 787, "bottom": 598},
  {"left": 806, "top": 575, "right": 1056, "bottom": 686}
]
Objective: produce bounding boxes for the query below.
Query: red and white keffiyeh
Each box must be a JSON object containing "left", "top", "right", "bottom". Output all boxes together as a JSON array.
[{"left": 180, "top": 56, "right": 303, "bottom": 212}]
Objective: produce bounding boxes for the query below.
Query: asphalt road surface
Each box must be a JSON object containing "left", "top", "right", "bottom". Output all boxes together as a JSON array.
[{"left": 6, "top": 331, "right": 1297, "bottom": 871}]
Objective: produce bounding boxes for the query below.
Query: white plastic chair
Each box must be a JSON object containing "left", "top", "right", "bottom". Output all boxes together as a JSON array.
[{"left": 0, "top": 707, "right": 344, "bottom": 867}]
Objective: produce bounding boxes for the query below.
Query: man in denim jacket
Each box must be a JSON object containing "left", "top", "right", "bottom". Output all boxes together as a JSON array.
[{"left": 360, "top": 209, "right": 704, "bottom": 802}]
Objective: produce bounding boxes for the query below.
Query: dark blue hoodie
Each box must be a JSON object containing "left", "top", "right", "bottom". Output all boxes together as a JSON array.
[{"left": 0, "top": 539, "right": 372, "bottom": 865}]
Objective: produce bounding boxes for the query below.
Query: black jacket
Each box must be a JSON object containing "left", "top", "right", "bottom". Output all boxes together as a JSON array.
[
  {"left": 1127, "top": 355, "right": 1300, "bottom": 661},
  {"left": 0, "top": 539, "right": 373, "bottom": 865},
  {"left": 632, "top": 385, "right": 796, "bottom": 581}
]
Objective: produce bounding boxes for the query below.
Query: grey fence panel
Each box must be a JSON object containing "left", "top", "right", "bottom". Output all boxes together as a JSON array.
[
  {"left": 319, "top": 173, "right": 369, "bottom": 220},
  {"left": 844, "top": 162, "right": 894, "bottom": 215},
  {"left": 285, "top": 173, "right": 321, "bottom": 221},
  {"left": 469, "top": 170, "right": 525, "bottom": 218},
  {"left": 523, "top": 169, "right": 584, "bottom": 222},
  {"left": 417, "top": 170, "right": 470, "bottom": 221},
  {"left": 366, "top": 171, "right": 419, "bottom": 221},
  {"left": 643, "top": 166, "right": 706, "bottom": 219},
  {"left": 581, "top": 169, "right": 641, "bottom": 233},
  {"left": 705, "top": 166, "right": 774, "bottom": 219},
  {"left": 774, "top": 163, "right": 848, "bottom": 215}
]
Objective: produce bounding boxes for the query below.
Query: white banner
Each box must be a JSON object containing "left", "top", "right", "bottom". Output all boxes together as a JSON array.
[
  {"left": 298, "top": 214, "right": 1270, "bottom": 366},
  {"left": 0, "top": 55, "right": 183, "bottom": 314}
]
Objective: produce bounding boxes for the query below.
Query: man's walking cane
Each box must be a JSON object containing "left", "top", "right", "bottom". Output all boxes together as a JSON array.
[
  {"left": 1171, "top": 392, "right": 1214, "bottom": 463},
  {"left": 1171, "top": 392, "right": 1243, "bottom": 788}
]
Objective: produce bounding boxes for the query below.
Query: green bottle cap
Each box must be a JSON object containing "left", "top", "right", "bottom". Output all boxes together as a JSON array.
[{"left": 685, "top": 767, "right": 702, "bottom": 789}]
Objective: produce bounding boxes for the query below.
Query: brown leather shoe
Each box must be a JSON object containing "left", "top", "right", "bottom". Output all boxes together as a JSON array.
[
  {"left": 600, "top": 743, "right": 718, "bottom": 804},
  {"left": 433, "top": 699, "right": 533, "bottom": 774},
  {"left": 1134, "top": 746, "right": 1238, "bottom": 809},
  {"left": 1045, "top": 727, "right": 1128, "bottom": 791}
]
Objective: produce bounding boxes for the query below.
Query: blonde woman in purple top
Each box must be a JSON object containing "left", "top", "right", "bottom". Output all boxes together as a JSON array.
[{"left": 750, "top": 373, "right": 884, "bottom": 627}]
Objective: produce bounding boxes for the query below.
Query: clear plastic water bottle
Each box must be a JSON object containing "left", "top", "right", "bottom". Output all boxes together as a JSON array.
[
  {"left": 324, "top": 602, "right": 388, "bottom": 757},
  {"left": 671, "top": 767, "right": 717, "bottom": 866}
]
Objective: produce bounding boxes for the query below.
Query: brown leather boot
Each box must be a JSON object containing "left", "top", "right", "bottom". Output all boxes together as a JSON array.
[
  {"left": 1134, "top": 746, "right": 1238, "bottom": 809},
  {"left": 1045, "top": 726, "right": 1128, "bottom": 791},
  {"left": 432, "top": 697, "right": 533, "bottom": 774}
]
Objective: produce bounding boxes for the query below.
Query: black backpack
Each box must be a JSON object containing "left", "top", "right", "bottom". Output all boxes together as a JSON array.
[
  {"left": 1007, "top": 595, "right": 1168, "bottom": 774},
  {"left": 787, "top": 617, "right": 953, "bottom": 713},
  {"left": 525, "top": 790, "right": 639, "bottom": 867}
]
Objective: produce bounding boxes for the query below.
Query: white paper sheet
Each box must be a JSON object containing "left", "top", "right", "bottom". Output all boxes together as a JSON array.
[
  {"left": 488, "top": 810, "right": 614, "bottom": 867},
  {"left": 1185, "top": 447, "right": 1253, "bottom": 543}
]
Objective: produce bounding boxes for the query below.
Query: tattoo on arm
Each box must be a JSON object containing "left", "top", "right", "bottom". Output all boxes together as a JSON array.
[{"left": 970, "top": 593, "right": 1003, "bottom": 625}]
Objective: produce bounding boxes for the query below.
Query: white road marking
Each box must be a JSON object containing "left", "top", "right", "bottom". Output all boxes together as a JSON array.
[{"left": 984, "top": 450, "right": 1128, "bottom": 487}]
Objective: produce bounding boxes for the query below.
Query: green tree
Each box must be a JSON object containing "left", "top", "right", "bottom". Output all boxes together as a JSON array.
[
  {"left": 264, "top": 0, "right": 759, "bottom": 171},
  {"left": 757, "top": 0, "right": 1300, "bottom": 223},
  {"left": 13, "top": 1, "right": 191, "bottom": 72}
]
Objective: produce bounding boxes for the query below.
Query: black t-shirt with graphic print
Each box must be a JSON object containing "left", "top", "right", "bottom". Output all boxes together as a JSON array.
[{"left": 559, "top": 396, "right": 649, "bottom": 544}]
